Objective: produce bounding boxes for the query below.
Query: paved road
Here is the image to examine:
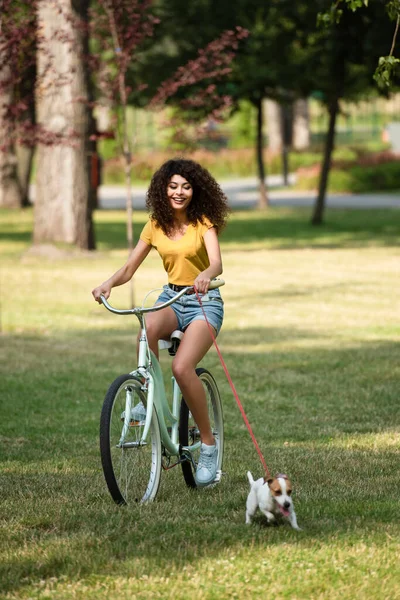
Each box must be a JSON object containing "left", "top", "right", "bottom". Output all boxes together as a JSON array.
[
  {"left": 29, "top": 176, "right": 400, "bottom": 209},
  {"left": 98, "top": 175, "right": 400, "bottom": 210}
]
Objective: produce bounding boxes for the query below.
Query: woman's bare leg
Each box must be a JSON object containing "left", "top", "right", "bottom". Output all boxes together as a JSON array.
[
  {"left": 172, "top": 320, "right": 215, "bottom": 445},
  {"left": 137, "top": 306, "right": 178, "bottom": 358}
]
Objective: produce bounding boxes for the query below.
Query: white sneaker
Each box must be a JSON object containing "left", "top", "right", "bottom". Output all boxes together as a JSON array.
[
  {"left": 121, "top": 401, "right": 146, "bottom": 425},
  {"left": 194, "top": 443, "right": 218, "bottom": 487}
]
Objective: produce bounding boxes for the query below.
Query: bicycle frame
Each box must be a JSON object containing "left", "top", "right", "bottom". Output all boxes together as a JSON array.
[{"left": 100, "top": 288, "right": 201, "bottom": 459}]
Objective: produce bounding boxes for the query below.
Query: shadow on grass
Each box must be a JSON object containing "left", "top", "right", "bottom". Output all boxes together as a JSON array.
[
  {"left": 93, "top": 208, "right": 400, "bottom": 251},
  {"left": 1, "top": 444, "right": 399, "bottom": 594},
  {"left": 1, "top": 327, "right": 400, "bottom": 593},
  {"left": 1, "top": 207, "right": 399, "bottom": 253},
  {"left": 1, "top": 327, "right": 399, "bottom": 442},
  {"left": 0, "top": 229, "right": 32, "bottom": 245},
  {"left": 220, "top": 208, "right": 400, "bottom": 249}
]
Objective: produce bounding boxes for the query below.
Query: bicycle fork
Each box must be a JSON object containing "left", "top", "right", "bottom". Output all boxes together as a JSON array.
[{"left": 119, "top": 385, "right": 133, "bottom": 447}]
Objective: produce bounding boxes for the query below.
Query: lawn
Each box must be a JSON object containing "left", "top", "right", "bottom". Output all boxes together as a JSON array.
[{"left": 1, "top": 206, "right": 399, "bottom": 599}]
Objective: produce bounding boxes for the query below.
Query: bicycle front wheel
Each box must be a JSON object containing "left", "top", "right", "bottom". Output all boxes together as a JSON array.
[
  {"left": 100, "top": 374, "right": 162, "bottom": 505},
  {"left": 179, "top": 367, "right": 224, "bottom": 488}
]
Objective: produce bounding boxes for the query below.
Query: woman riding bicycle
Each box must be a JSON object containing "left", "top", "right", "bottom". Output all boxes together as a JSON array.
[{"left": 92, "top": 158, "right": 229, "bottom": 488}]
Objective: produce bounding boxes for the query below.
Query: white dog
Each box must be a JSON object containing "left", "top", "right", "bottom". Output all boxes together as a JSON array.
[{"left": 245, "top": 471, "right": 301, "bottom": 530}]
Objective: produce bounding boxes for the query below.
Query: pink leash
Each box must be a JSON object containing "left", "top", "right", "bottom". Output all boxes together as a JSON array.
[{"left": 194, "top": 288, "right": 271, "bottom": 480}]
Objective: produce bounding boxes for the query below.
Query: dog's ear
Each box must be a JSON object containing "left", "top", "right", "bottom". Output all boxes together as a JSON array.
[
  {"left": 268, "top": 478, "right": 284, "bottom": 495},
  {"left": 263, "top": 477, "right": 273, "bottom": 485}
]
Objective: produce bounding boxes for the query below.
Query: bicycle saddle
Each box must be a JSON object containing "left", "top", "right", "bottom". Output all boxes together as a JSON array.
[{"left": 158, "top": 330, "right": 184, "bottom": 356}]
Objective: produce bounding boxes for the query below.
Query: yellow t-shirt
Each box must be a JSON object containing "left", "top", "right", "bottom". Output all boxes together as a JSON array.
[{"left": 140, "top": 217, "right": 214, "bottom": 285}]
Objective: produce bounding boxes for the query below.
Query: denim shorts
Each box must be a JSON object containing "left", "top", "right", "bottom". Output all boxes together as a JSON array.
[{"left": 156, "top": 285, "right": 224, "bottom": 335}]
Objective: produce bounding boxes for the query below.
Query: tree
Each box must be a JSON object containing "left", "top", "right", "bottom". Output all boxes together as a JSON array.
[
  {"left": 141, "top": 0, "right": 399, "bottom": 222},
  {"left": 148, "top": 27, "right": 248, "bottom": 149},
  {"left": 33, "top": 0, "right": 94, "bottom": 249},
  {"left": 310, "top": 0, "right": 400, "bottom": 224},
  {"left": 0, "top": 1, "right": 36, "bottom": 208},
  {"left": 319, "top": 0, "right": 400, "bottom": 88},
  {"left": 142, "top": 0, "right": 319, "bottom": 208},
  {"left": 0, "top": 10, "right": 20, "bottom": 208},
  {"left": 89, "top": 0, "right": 158, "bottom": 266},
  {"left": 292, "top": 99, "right": 310, "bottom": 150}
]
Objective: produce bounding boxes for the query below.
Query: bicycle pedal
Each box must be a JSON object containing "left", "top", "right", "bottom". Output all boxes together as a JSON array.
[
  {"left": 214, "top": 469, "right": 223, "bottom": 482},
  {"left": 205, "top": 470, "right": 224, "bottom": 489}
]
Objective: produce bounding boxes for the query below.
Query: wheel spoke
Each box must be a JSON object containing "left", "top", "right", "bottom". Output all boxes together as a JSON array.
[
  {"left": 179, "top": 368, "right": 224, "bottom": 488},
  {"left": 100, "top": 376, "right": 162, "bottom": 504}
]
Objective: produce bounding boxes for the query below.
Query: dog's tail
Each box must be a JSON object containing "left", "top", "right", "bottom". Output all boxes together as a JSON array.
[{"left": 247, "top": 471, "right": 254, "bottom": 486}]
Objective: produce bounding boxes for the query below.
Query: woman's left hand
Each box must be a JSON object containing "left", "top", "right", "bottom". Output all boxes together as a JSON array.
[{"left": 194, "top": 274, "right": 211, "bottom": 294}]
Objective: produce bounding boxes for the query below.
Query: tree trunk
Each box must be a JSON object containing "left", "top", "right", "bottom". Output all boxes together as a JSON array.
[
  {"left": 292, "top": 99, "right": 310, "bottom": 150},
  {"left": 15, "top": 20, "right": 37, "bottom": 209},
  {"left": 84, "top": 15, "right": 98, "bottom": 247},
  {"left": 255, "top": 97, "right": 268, "bottom": 209},
  {"left": 0, "top": 10, "right": 22, "bottom": 209},
  {"left": 34, "top": 0, "right": 94, "bottom": 249},
  {"left": 281, "top": 104, "right": 292, "bottom": 186},
  {"left": 0, "top": 142, "right": 21, "bottom": 208},
  {"left": 311, "top": 97, "right": 339, "bottom": 225},
  {"left": 265, "top": 99, "right": 282, "bottom": 153},
  {"left": 16, "top": 144, "right": 34, "bottom": 207}
]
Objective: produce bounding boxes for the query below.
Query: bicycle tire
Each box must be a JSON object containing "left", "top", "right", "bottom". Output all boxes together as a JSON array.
[
  {"left": 179, "top": 367, "right": 224, "bottom": 488},
  {"left": 100, "top": 374, "right": 162, "bottom": 505}
]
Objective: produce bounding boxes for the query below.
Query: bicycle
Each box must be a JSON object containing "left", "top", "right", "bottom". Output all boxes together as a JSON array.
[{"left": 99, "top": 279, "right": 225, "bottom": 505}]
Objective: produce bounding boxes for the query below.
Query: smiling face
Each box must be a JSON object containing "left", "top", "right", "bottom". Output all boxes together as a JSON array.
[{"left": 167, "top": 174, "right": 193, "bottom": 214}]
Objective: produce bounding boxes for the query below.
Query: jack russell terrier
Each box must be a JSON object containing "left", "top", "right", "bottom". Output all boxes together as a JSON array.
[{"left": 245, "top": 471, "right": 301, "bottom": 530}]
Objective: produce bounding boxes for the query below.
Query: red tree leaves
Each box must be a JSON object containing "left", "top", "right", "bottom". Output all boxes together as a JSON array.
[{"left": 150, "top": 27, "right": 248, "bottom": 109}]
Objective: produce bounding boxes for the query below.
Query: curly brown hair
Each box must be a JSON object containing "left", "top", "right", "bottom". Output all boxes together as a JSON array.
[{"left": 145, "top": 158, "right": 230, "bottom": 235}]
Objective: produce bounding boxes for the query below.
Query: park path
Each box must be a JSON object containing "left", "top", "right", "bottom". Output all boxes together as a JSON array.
[
  {"left": 29, "top": 175, "right": 400, "bottom": 209},
  {"left": 97, "top": 175, "right": 400, "bottom": 210}
]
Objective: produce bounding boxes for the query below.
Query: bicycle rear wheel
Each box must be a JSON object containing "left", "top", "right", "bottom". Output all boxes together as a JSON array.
[
  {"left": 100, "top": 374, "right": 162, "bottom": 505},
  {"left": 179, "top": 367, "right": 224, "bottom": 488}
]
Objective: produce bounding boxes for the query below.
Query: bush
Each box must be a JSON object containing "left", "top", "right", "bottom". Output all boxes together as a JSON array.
[
  {"left": 348, "top": 161, "right": 400, "bottom": 192},
  {"left": 102, "top": 149, "right": 265, "bottom": 183},
  {"left": 101, "top": 146, "right": 399, "bottom": 192},
  {"left": 102, "top": 148, "right": 327, "bottom": 184},
  {"left": 296, "top": 152, "right": 400, "bottom": 193}
]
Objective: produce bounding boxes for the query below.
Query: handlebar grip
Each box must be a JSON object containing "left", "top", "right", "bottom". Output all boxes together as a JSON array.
[{"left": 209, "top": 278, "right": 225, "bottom": 290}]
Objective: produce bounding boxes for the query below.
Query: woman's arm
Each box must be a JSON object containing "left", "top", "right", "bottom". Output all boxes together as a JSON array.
[
  {"left": 194, "top": 227, "right": 223, "bottom": 293},
  {"left": 92, "top": 239, "right": 152, "bottom": 302}
]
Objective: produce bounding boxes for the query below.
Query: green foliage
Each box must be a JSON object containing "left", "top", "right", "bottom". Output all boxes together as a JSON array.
[
  {"left": 374, "top": 55, "right": 400, "bottom": 88},
  {"left": 345, "top": 0, "right": 369, "bottom": 11},
  {"left": 318, "top": 0, "right": 399, "bottom": 89},
  {"left": 317, "top": 5, "right": 343, "bottom": 27},
  {"left": 297, "top": 159, "right": 400, "bottom": 193},
  {"left": 318, "top": 0, "right": 371, "bottom": 27},
  {"left": 387, "top": 0, "right": 400, "bottom": 20},
  {"left": 100, "top": 143, "right": 393, "bottom": 186},
  {"left": 226, "top": 101, "right": 257, "bottom": 149},
  {"left": 346, "top": 161, "right": 400, "bottom": 191},
  {"left": 100, "top": 148, "right": 313, "bottom": 184}
]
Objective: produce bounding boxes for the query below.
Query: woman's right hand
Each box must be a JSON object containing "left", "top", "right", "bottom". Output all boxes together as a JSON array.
[{"left": 92, "top": 282, "right": 112, "bottom": 303}]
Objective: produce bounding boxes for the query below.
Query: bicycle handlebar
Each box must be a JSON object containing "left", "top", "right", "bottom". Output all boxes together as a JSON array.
[{"left": 100, "top": 278, "right": 225, "bottom": 316}]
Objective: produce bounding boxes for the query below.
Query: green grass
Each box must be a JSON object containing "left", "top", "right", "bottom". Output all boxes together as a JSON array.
[{"left": 1, "top": 207, "right": 400, "bottom": 599}]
